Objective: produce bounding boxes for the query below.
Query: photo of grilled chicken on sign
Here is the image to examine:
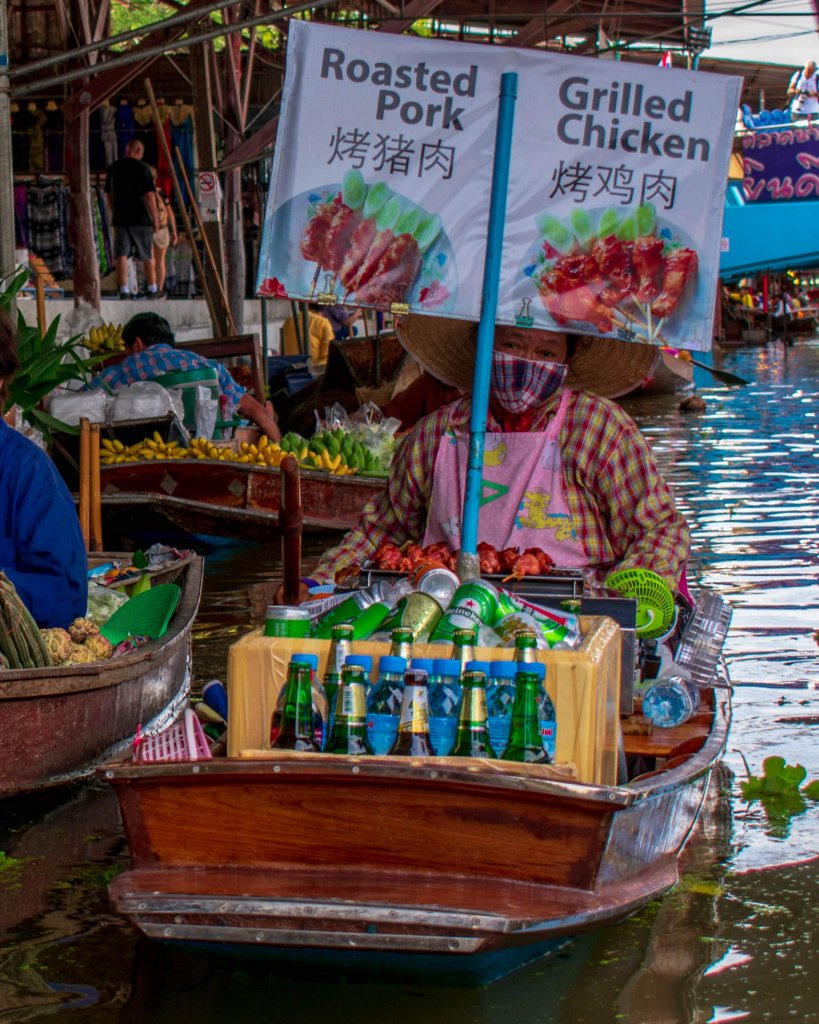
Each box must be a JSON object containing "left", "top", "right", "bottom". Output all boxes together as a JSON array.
[
  {"left": 298, "top": 170, "right": 450, "bottom": 308},
  {"left": 526, "top": 203, "right": 699, "bottom": 342}
]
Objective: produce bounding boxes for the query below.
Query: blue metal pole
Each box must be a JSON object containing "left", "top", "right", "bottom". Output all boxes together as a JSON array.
[{"left": 458, "top": 71, "right": 518, "bottom": 579}]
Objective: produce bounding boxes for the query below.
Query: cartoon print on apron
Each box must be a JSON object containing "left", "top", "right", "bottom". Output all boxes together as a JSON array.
[{"left": 423, "top": 390, "right": 588, "bottom": 567}]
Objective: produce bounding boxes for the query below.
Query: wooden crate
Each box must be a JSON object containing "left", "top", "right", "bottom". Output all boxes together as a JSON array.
[{"left": 227, "top": 616, "right": 621, "bottom": 785}]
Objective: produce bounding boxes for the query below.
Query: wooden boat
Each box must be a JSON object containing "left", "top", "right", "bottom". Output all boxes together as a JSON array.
[
  {"left": 96, "top": 459, "right": 387, "bottom": 542},
  {"left": 771, "top": 310, "right": 818, "bottom": 336},
  {"left": 627, "top": 348, "right": 694, "bottom": 396},
  {"left": 103, "top": 590, "right": 731, "bottom": 985},
  {"left": 0, "top": 554, "right": 203, "bottom": 799}
]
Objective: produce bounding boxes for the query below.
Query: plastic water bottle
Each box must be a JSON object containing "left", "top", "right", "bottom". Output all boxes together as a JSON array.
[
  {"left": 428, "top": 658, "right": 461, "bottom": 756},
  {"left": 641, "top": 675, "right": 695, "bottom": 728},
  {"left": 365, "top": 655, "right": 407, "bottom": 754},
  {"left": 486, "top": 661, "right": 517, "bottom": 756},
  {"left": 409, "top": 658, "right": 435, "bottom": 676}
]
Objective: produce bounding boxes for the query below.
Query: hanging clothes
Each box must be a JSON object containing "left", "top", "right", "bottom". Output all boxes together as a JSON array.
[
  {"left": 26, "top": 179, "right": 71, "bottom": 278},
  {"left": 91, "top": 184, "right": 111, "bottom": 276},
  {"left": 100, "top": 102, "right": 117, "bottom": 166},
  {"left": 95, "top": 184, "right": 113, "bottom": 271},
  {"left": 170, "top": 103, "right": 195, "bottom": 187},
  {"left": 133, "top": 101, "right": 157, "bottom": 166},
  {"left": 155, "top": 117, "right": 173, "bottom": 198},
  {"left": 115, "top": 100, "right": 136, "bottom": 155},
  {"left": 12, "top": 106, "right": 33, "bottom": 171}
]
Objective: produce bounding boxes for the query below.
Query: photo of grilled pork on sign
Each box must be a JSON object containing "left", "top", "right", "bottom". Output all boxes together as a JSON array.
[
  {"left": 524, "top": 203, "right": 699, "bottom": 342},
  {"left": 297, "top": 170, "right": 454, "bottom": 310}
]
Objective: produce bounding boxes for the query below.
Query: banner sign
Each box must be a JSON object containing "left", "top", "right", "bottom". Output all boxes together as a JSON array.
[
  {"left": 742, "top": 127, "right": 819, "bottom": 203},
  {"left": 257, "top": 22, "right": 741, "bottom": 351}
]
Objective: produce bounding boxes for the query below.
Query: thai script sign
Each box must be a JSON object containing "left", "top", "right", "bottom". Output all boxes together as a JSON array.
[
  {"left": 742, "top": 127, "right": 819, "bottom": 203},
  {"left": 258, "top": 21, "right": 740, "bottom": 351}
]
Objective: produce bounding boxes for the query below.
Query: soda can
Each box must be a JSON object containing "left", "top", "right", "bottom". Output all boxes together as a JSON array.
[
  {"left": 377, "top": 591, "right": 443, "bottom": 642},
  {"left": 264, "top": 606, "right": 312, "bottom": 638},
  {"left": 496, "top": 589, "right": 580, "bottom": 645},
  {"left": 411, "top": 563, "right": 460, "bottom": 607},
  {"left": 309, "top": 590, "right": 376, "bottom": 639},
  {"left": 428, "top": 580, "right": 499, "bottom": 643}
]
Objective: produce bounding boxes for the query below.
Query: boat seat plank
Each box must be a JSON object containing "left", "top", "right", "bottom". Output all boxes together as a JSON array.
[{"left": 620, "top": 711, "right": 712, "bottom": 758}]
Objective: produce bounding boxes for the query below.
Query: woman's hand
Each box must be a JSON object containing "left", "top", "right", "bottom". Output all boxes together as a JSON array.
[{"left": 271, "top": 580, "right": 311, "bottom": 606}]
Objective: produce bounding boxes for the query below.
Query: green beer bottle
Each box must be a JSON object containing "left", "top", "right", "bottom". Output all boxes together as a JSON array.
[
  {"left": 325, "top": 665, "right": 373, "bottom": 755},
  {"left": 389, "top": 627, "right": 414, "bottom": 662},
  {"left": 323, "top": 623, "right": 354, "bottom": 736},
  {"left": 274, "top": 661, "right": 319, "bottom": 751},
  {"left": 513, "top": 630, "right": 538, "bottom": 665},
  {"left": 501, "top": 669, "right": 551, "bottom": 764},
  {"left": 452, "top": 627, "right": 477, "bottom": 673},
  {"left": 451, "top": 670, "right": 495, "bottom": 759},
  {"left": 390, "top": 669, "right": 434, "bottom": 756}
]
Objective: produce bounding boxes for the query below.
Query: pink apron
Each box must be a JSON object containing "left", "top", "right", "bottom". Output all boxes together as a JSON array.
[{"left": 422, "top": 390, "right": 588, "bottom": 567}]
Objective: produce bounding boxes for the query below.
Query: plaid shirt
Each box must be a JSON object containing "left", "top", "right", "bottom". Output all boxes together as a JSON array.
[
  {"left": 88, "top": 344, "right": 245, "bottom": 415},
  {"left": 314, "top": 390, "right": 690, "bottom": 591}
]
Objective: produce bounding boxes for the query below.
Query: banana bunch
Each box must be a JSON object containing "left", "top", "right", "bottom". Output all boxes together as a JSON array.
[
  {"left": 187, "top": 437, "right": 235, "bottom": 461},
  {"left": 85, "top": 323, "right": 125, "bottom": 353},
  {"left": 100, "top": 432, "right": 186, "bottom": 464}
]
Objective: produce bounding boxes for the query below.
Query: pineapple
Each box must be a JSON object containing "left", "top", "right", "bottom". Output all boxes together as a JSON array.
[
  {"left": 66, "top": 643, "right": 95, "bottom": 665},
  {"left": 40, "top": 628, "right": 73, "bottom": 664},
  {"left": 84, "top": 635, "right": 113, "bottom": 661},
  {"left": 68, "top": 617, "right": 100, "bottom": 643}
]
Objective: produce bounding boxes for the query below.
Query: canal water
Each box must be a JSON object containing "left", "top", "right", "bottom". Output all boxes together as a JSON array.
[{"left": 1, "top": 339, "right": 818, "bottom": 1022}]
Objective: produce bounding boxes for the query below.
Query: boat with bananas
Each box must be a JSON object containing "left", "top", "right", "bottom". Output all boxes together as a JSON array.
[
  {"left": 0, "top": 552, "right": 203, "bottom": 800},
  {"left": 92, "top": 429, "right": 389, "bottom": 544},
  {"left": 101, "top": 578, "right": 732, "bottom": 985}
]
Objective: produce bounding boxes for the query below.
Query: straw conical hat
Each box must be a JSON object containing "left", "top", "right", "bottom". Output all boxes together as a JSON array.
[{"left": 395, "top": 316, "right": 660, "bottom": 399}]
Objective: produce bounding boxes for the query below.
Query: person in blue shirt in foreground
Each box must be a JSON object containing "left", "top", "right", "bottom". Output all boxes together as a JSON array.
[
  {"left": 0, "top": 309, "right": 88, "bottom": 628},
  {"left": 89, "top": 313, "right": 281, "bottom": 441}
]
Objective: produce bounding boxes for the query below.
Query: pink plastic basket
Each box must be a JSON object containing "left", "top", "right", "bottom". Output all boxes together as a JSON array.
[{"left": 134, "top": 709, "right": 212, "bottom": 763}]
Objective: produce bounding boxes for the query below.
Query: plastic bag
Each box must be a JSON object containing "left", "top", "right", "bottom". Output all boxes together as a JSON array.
[
  {"left": 86, "top": 582, "right": 130, "bottom": 626},
  {"left": 194, "top": 384, "right": 218, "bottom": 440},
  {"left": 111, "top": 381, "right": 184, "bottom": 422}
]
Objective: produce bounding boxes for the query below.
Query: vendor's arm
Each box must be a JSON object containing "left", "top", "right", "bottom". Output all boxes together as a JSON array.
[
  {"left": 308, "top": 405, "right": 445, "bottom": 585},
  {"left": 236, "top": 392, "right": 281, "bottom": 443},
  {"left": 575, "top": 399, "right": 690, "bottom": 591}
]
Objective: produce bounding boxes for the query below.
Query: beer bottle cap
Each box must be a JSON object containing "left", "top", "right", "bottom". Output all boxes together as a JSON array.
[
  {"left": 331, "top": 623, "right": 354, "bottom": 639},
  {"left": 433, "top": 658, "right": 460, "bottom": 676},
  {"left": 378, "top": 655, "right": 407, "bottom": 674},
  {"left": 489, "top": 660, "right": 518, "bottom": 680},
  {"left": 291, "top": 653, "right": 318, "bottom": 669},
  {"left": 465, "top": 660, "right": 491, "bottom": 675},
  {"left": 345, "top": 655, "right": 373, "bottom": 672},
  {"left": 409, "top": 658, "right": 434, "bottom": 674},
  {"left": 462, "top": 670, "right": 487, "bottom": 685}
]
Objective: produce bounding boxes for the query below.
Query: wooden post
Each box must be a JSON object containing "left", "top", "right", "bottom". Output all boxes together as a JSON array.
[
  {"left": 189, "top": 42, "right": 229, "bottom": 338},
  {"left": 279, "top": 455, "right": 303, "bottom": 606},
  {"left": 65, "top": 104, "right": 101, "bottom": 309},
  {"left": 78, "top": 417, "right": 91, "bottom": 550},
  {"left": 34, "top": 274, "right": 46, "bottom": 334},
  {"left": 89, "top": 422, "right": 103, "bottom": 552},
  {"left": 175, "top": 147, "right": 237, "bottom": 335}
]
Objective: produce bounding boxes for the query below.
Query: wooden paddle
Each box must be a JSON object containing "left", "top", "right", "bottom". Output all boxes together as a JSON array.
[
  {"left": 686, "top": 358, "right": 749, "bottom": 387},
  {"left": 279, "top": 455, "right": 303, "bottom": 605}
]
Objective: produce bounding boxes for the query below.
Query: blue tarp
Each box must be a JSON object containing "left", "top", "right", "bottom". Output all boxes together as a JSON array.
[{"left": 720, "top": 192, "right": 819, "bottom": 278}]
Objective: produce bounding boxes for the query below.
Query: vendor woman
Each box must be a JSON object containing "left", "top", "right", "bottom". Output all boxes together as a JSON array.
[
  {"left": 281, "top": 317, "right": 690, "bottom": 601},
  {"left": 0, "top": 310, "right": 87, "bottom": 627}
]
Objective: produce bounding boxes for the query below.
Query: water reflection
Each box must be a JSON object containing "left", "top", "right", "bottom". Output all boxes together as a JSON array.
[{"left": 1, "top": 340, "right": 819, "bottom": 1021}]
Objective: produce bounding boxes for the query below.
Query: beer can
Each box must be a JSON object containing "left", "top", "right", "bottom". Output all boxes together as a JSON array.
[
  {"left": 411, "top": 563, "right": 460, "bottom": 607},
  {"left": 349, "top": 601, "right": 392, "bottom": 640},
  {"left": 264, "top": 606, "right": 312, "bottom": 638},
  {"left": 428, "top": 580, "right": 499, "bottom": 643},
  {"left": 309, "top": 590, "right": 375, "bottom": 639},
  {"left": 377, "top": 591, "right": 443, "bottom": 642}
]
